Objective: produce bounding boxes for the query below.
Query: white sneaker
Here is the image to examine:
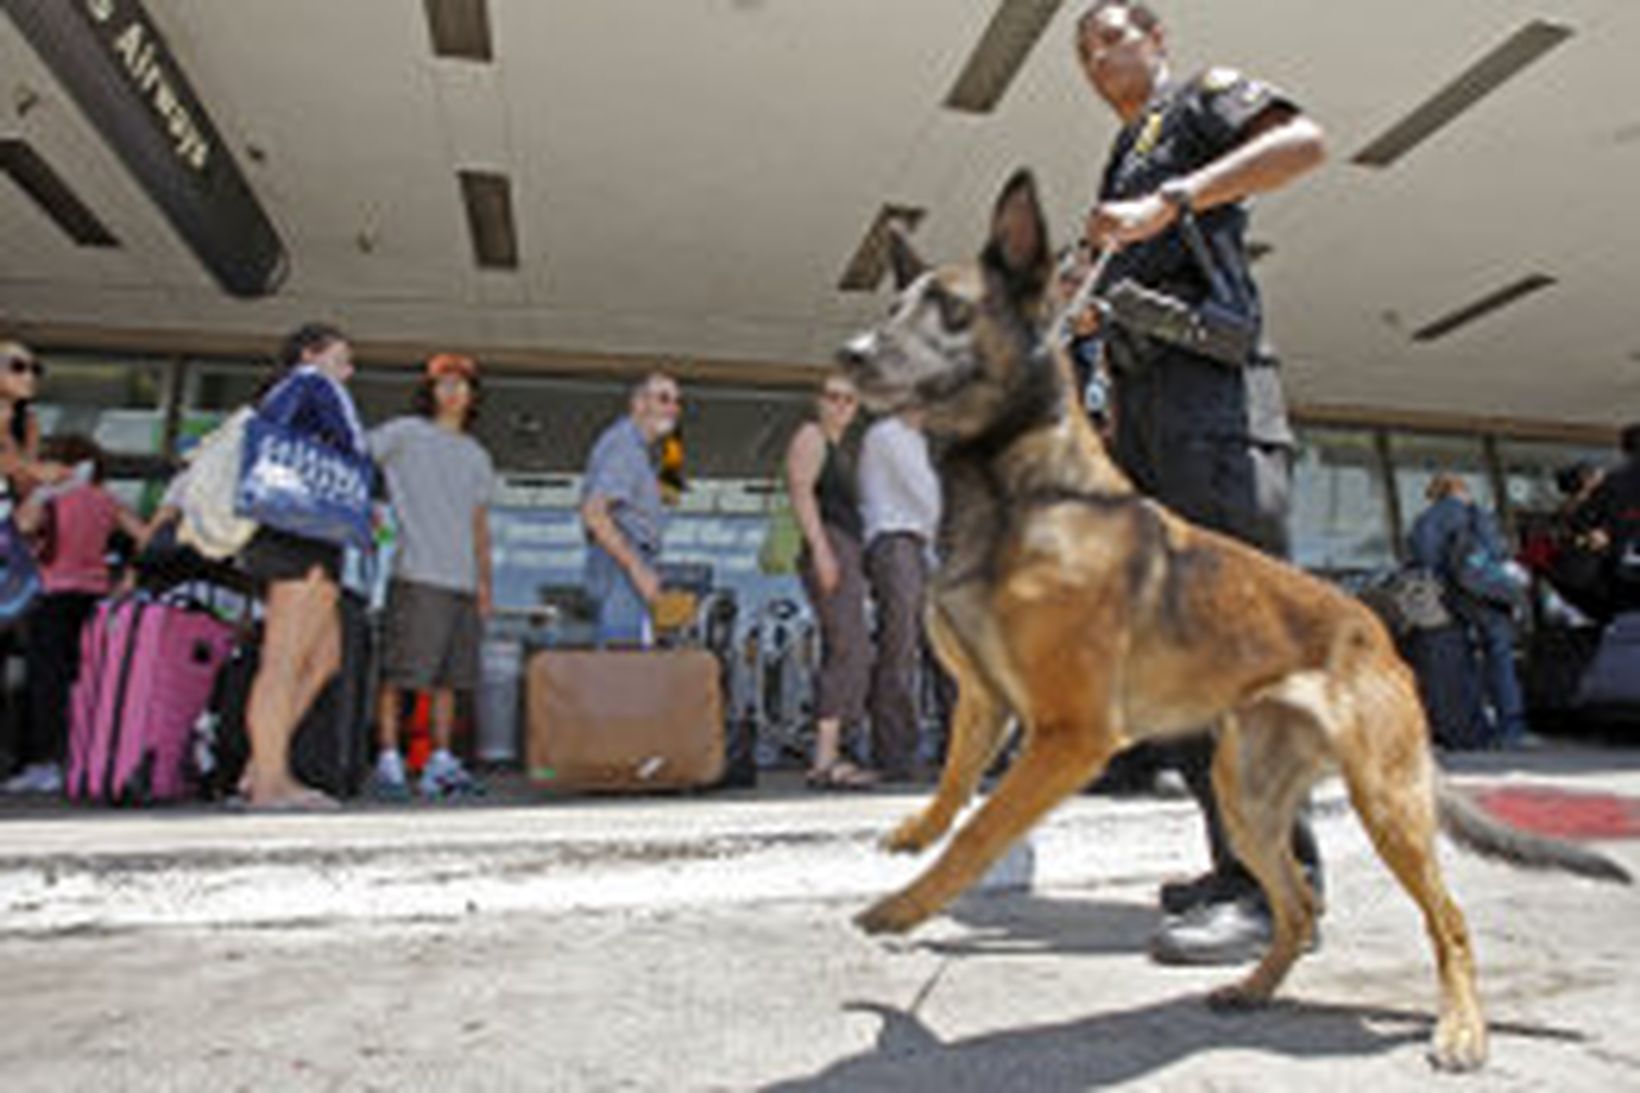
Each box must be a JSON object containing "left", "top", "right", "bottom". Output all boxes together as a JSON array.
[
  {"left": 368, "top": 750, "right": 409, "bottom": 801},
  {"left": 32, "top": 762, "right": 62, "bottom": 795},
  {"left": 3, "top": 763, "right": 62, "bottom": 795},
  {"left": 419, "top": 752, "right": 482, "bottom": 801}
]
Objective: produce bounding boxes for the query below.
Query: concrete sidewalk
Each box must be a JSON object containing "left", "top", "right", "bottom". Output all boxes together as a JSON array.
[{"left": 2, "top": 744, "right": 1637, "bottom": 936}]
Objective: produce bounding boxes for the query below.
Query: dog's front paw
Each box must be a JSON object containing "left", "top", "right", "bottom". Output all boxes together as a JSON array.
[
  {"left": 854, "top": 893, "right": 929, "bottom": 936},
  {"left": 1429, "top": 1012, "right": 1488, "bottom": 1073},
  {"left": 881, "top": 813, "right": 944, "bottom": 855},
  {"left": 1206, "top": 982, "right": 1272, "bottom": 1013}
]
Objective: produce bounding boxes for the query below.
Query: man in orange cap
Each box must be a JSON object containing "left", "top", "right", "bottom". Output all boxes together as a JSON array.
[{"left": 367, "top": 352, "right": 497, "bottom": 799}]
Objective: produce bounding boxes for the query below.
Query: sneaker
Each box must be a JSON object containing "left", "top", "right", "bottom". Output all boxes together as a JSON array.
[
  {"left": 419, "top": 754, "right": 483, "bottom": 801},
  {"left": 1151, "top": 897, "right": 1322, "bottom": 966},
  {"left": 31, "top": 762, "right": 62, "bottom": 795},
  {"left": 1158, "top": 871, "right": 1243, "bottom": 916},
  {"left": 2, "top": 762, "right": 62, "bottom": 795},
  {"left": 1151, "top": 898, "right": 1273, "bottom": 966},
  {"left": 368, "top": 751, "right": 410, "bottom": 802}
]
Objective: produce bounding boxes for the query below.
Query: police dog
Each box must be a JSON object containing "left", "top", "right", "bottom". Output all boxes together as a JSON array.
[{"left": 838, "top": 169, "right": 1630, "bottom": 1073}]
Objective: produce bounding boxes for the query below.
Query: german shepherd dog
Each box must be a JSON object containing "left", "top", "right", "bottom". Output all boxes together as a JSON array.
[{"left": 838, "top": 169, "right": 1631, "bottom": 1072}]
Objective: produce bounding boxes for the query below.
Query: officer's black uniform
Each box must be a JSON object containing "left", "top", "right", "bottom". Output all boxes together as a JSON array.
[{"left": 1095, "top": 67, "right": 1322, "bottom": 904}]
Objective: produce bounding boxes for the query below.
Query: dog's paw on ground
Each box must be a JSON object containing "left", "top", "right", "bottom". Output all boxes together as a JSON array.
[
  {"left": 1205, "top": 981, "right": 1274, "bottom": 1013},
  {"left": 880, "top": 815, "right": 944, "bottom": 855},
  {"left": 1428, "top": 1012, "right": 1488, "bottom": 1072},
  {"left": 854, "top": 895, "right": 928, "bottom": 936}
]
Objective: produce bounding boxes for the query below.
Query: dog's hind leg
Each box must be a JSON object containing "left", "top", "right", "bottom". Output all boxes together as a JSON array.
[
  {"left": 882, "top": 602, "right": 1012, "bottom": 855},
  {"left": 1339, "top": 672, "right": 1487, "bottom": 1072},
  {"left": 1206, "top": 699, "right": 1326, "bottom": 1010}
]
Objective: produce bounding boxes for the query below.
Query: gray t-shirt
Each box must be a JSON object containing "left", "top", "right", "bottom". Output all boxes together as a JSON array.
[{"left": 370, "top": 416, "right": 496, "bottom": 594}]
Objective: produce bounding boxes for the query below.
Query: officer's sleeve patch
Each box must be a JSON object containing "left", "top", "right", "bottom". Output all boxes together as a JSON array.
[{"left": 1197, "top": 69, "right": 1300, "bottom": 146}]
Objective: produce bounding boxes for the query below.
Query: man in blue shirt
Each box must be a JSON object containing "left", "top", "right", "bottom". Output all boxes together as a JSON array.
[{"left": 579, "top": 373, "right": 681, "bottom": 646}]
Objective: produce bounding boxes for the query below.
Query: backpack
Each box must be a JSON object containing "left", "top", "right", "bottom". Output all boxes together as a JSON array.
[
  {"left": 1448, "top": 504, "right": 1527, "bottom": 613},
  {"left": 175, "top": 407, "right": 258, "bottom": 560}
]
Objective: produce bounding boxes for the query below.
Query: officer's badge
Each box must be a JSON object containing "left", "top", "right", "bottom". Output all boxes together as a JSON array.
[
  {"left": 1135, "top": 111, "right": 1164, "bottom": 156},
  {"left": 1201, "top": 67, "right": 1240, "bottom": 94}
]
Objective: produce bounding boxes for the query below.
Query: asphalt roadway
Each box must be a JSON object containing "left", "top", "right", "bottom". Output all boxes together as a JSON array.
[{"left": 0, "top": 747, "right": 1637, "bottom": 1091}]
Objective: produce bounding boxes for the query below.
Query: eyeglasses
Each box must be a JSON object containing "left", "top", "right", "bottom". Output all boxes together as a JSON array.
[
  {"left": 5, "top": 357, "right": 42, "bottom": 378},
  {"left": 652, "top": 391, "right": 681, "bottom": 406},
  {"left": 822, "top": 390, "right": 857, "bottom": 404}
]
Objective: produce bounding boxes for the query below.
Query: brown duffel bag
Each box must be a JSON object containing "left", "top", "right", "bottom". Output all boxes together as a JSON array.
[{"left": 524, "top": 648, "right": 725, "bottom": 792}]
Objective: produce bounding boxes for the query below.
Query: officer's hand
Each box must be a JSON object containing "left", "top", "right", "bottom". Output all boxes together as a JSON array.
[{"left": 1086, "top": 195, "right": 1176, "bottom": 249}]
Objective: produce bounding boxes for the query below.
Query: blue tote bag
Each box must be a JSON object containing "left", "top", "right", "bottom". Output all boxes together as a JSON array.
[
  {"left": 0, "top": 514, "right": 41, "bottom": 624},
  {"left": 235, "top": 414, "right": 374, "bottom": 549}
]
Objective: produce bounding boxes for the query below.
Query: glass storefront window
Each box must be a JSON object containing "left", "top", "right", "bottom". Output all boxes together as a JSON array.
[
  {"left": 31, "top": 353, "right": 169, "bottom": 510},
  {"left": 32, "top": 353, "right": 167, "bottom": 455},
  {"left": 1494, "top": 438, "right": 1615, "bottom": 518},
  {"left": 1388, "top": 432, "right": 1496, "bottom": 537},
  {"left": 1290, "top": 426, "right": 1396, "bottom": 574}
]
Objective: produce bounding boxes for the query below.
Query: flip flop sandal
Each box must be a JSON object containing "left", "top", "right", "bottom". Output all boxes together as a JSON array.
[
  {"left": 805, "top": 762, "right": 880, "bottom": 791},
  {"left": 241, "top": 789, "right": 342, "bottom": 814}
]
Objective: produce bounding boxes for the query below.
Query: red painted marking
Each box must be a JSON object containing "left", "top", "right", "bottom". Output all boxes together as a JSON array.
[{"left": 1473, "top": 786, "right": 1640, "bottom": 841}]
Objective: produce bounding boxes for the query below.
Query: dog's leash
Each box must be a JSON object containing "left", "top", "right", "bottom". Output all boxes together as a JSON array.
[{"left": 1048, "top": 244, "right": 1119, "bottom": 349}]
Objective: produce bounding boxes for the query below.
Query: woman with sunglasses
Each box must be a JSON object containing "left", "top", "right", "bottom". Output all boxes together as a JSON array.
[
  {"left": 783, "top": 374, "right": 879, "bottom": 790},
  {"left": 0, "top": 341, "right": 47, "bottom": 508}
]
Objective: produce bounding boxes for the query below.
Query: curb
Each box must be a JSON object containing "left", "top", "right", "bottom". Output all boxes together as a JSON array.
[{"left": 0, "top": 790, "right": 1261, "bottom": 935}]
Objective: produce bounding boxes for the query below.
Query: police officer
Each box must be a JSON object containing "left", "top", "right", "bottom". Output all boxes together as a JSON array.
[{"left": 1073, "top": 1, "right": 1329, "bottom": 964}]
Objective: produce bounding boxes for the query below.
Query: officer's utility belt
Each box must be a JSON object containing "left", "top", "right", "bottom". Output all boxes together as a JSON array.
[
  {"left": 1100, "top": 279, "right": 1257, "bottom": 368},
  {"left": 1059, "top": 204, "right": 1259, "bottom": 370}
]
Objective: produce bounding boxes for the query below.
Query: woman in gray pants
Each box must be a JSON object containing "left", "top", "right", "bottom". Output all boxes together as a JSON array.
[{"left": 783, "top": 375, "right": 877, "bottom": 789}]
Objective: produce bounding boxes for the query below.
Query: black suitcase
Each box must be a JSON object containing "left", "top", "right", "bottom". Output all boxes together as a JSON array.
[
  {"left": 200, "top": 591, "right": 375, "bottom": 799},
  {"left": 1573, "top": 611, "right": 1640, "bottom": 735},
  {"left": 1403, "top": 622, "right": 1487, "bottom": 750}
]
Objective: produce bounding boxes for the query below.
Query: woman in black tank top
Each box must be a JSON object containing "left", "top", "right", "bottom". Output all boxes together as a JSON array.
[{"left": 782, "top": 375, "right": 877, "bottom": 789}]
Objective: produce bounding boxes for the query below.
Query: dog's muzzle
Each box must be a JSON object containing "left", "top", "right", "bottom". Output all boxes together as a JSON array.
[{"left": 837, "top": 331, "right": 877, "bottom": 371}]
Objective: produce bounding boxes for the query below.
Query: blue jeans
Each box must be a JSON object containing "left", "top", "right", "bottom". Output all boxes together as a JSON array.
[
  {"left": 587, "top": 548, "right": 653, "bottom": 648},
  {"left": 1468, "top": 606, "right": 1527, "bottom": 745}
]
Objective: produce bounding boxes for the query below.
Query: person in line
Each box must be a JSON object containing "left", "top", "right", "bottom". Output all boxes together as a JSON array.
[
  {"left": 237, "top": 323, "right": 370, "bottom": 810},
  {"left": 4, "top": 436, "right": 148, "bottom": 794},
  {"left": 0, "top": 341, "right": 45, "bottom": 503},
  {"left": 785, "top": 375, "right": 877, "bottom": 789},
  {"left": 368, "top": 354, "right": 496, "bottom": 800},
  {"left": 1408, "top": 473, "right": 1531, "bottom": 750},
  {"left": 1073, "top": 0, "right": 1328, "bottom": 962},
  {"left": 858, "top": 407, "right": 940, "bottom": 784},
  {"left": 1571, "top": 423, "right": 1640, "bottom": 616},
  {"left": 0, "top": 340, "right": 64, "bottom": 782},
  {"left": 579, "top": 372, "right": 682, "bottom": 647}
]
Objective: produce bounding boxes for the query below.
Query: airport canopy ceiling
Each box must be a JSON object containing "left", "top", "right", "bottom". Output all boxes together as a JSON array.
[{"left": 2, "top": 0, "right": 1638, "bottom": 427}]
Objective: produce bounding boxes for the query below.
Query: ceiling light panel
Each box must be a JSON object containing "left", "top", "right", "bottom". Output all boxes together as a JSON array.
[
  {"left": 1412, "top": 274, "right": 1557, "bottom": 342},
  {"left": 0, "top": 139, "right": 120, "bottom": 248},
  {"left": 944, "top": 0, "right": 1065, "bottom": 114},
  {"left": 424, "top": 0, "right": 494, "bottom": 62},
  {"left": 1353, "top": 20, "right": 1575, "bottom": 168}
]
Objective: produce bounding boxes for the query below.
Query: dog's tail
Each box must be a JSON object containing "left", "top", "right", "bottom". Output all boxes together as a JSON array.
[{"left": 1435, "top": 780, "right": 1632, "bottom": 884}]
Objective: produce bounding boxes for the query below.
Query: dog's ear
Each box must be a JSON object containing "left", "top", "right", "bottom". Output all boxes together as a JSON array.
[
  {"left": 886, "top": 226, "right": 928, "bottom": 291},
  {"left": 981, "top": 168, "right": 1052, "bottom": 310}
]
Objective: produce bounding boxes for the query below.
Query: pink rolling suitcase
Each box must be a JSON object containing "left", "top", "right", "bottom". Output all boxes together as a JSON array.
[{"left": 67, "top": 596, "right": 237, "bottom": 804}]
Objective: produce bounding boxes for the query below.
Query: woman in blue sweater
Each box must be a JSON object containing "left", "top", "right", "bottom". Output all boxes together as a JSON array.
[{"left": 240, "top": 323, "right": 370, "bottom": 809}]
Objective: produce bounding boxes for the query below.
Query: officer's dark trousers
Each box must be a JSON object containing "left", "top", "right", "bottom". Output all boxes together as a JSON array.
[{"left": 1112, "top": 421, "right": 1324, "bottom": 903}]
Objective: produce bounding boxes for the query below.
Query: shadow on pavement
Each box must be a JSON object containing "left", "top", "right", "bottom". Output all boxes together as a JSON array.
[
  {"left": 765, "top": 991, "right": 1587, "bottom": 1092},
  {"left": 928, "top": 891, "right": 1158, "bottom": 958}
]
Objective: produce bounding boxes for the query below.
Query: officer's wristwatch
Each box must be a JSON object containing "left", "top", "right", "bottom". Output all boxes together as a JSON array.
[{"left": 1159, "top": 179, "right": 1194, "bottom": 214}]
